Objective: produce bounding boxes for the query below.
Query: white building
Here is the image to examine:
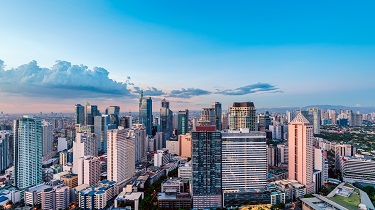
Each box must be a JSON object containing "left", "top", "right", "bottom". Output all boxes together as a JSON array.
[
  {"left": 107, "top": 128, "right": 135, "bottom": 184},
  {"left": 178, "top": 162, "right": 192, "bottom": 183},
  {"left": 57, "top": 137, "right": 68, "bottom": 152},
  {"left": 77, "top": 156, "right": 101, "bottom": 186},
  {"left": 55, "top": 186, "right": 70, "bottom": 210},
  {"left": 154, "top": 149, "right": 170, "bottom": 167},
  {"left": 335, "top": 143, "right": 355, "bottom": 172},
  {"left": 161, "top": 178, "right": 184, "bottom": 193},
  {"left": 72, "top": 132, "right": 98, "bottom": 174}
]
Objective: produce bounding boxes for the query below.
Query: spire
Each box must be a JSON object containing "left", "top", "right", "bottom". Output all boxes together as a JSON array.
[{"left": 291, "top": 112, "right": 310, "bottom": 124}]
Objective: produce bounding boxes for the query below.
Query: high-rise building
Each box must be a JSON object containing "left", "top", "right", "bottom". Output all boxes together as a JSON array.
[
  {"left": 42, "top": 121, "right": 53, "bottom": 158},
  {"left": 221, "top": 113, "right": 229, "bottom": 130},
  {"left": 0, "top": 131, "right": 11, "bottom": 172},
  {"left": 130, "top": 124, "right": 147, "bottom": 163},
  {"left": 160, "top": 98, "right": 173, "bottom": 146},
  {"left": 94, "top": 115, "right": 112, "bottom": 153},
  {"left": 75, "top": 104, "right": 85, "bottom": 125},
  {"left": 222, "top": 131, "right": 268, "bottom": 206},
  {"left": 229, "top": 102, "right": 257, "bottom": 131},
  {"left": 77, "top": 156, "right": 101, "bottom": 186},
  {"left": 192, "top": 126, "right": 222, "bottom": 209},
  {"left": 212, "top": 102, "right": 222, "bottom": 131},
  {"left": 288, "top": 113, "right": 315, "bottom": 194},
  {"left": 177, "top": 110, "right": 189, "bottom": 135},
  {"left": 107, "top": 129, "right": 135, "bottom": 184},
  {"left": 139, "top": 91, "right": 153, "bottom": 135},
  {"left": 72, "top": 132, "right": 98, "bottom": 174},
  {"left": 84, "top": 102, "right": 99, "bottom": 126},
  {"left": 302, "top": 108, "right": 321, "bottom": 135},
  {"left": 334, "top": 143, "right": 356, "bottom": 172},
  {"left": 13, "top": 116, "right": 43, "bottom": 189},
  {"left": 198, "top": 108, "right": 215, "bottom": 126}
]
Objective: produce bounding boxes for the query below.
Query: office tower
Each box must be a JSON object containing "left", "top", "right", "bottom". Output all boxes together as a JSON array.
[
  {"left": 139, "top": 91, "right": 153, "bottom": 135},
  {"left": 72, "top": 132, "right": 98, "bottom": 174},
  {"left": 94, "top": 115, "right": 111, "bottom": 153},
  {"left": 84, "top": 101, "right": 99, "bottom": 126},
  {"left": 13, "top": 116, "right": 43, "bottom": 189},
  {"left": 106, "top": 106, "right": 120, "bottom": 126},
  {"left": 178, "top": 133, "right": 192, "bottom": 158},
  {"left": 177, "top": 110, "right": 189, "bottom": 135},
  {"left": 75, "top": 104, "right": 85, "bottom": 125},
  {"left": 0, "top": 131, "right": 10, "bottom": 172},
  {"left": 42, "top": 121, "right": 53, "bottom": 158},
  {"left": 288, "top": 113, "right": 314, "bottom": 194},
  {"left": 160, "top": 98, "right": 173, "bottom": 143},
  {"left": 222, "top": 131, "right": 268, "bottom": 206},
  {"left": 107, "top": 129, "right": 135, "bottom": 184},
  {"left": 77, "top": 156, "right": 101, "bottom": 186},
  {"left": 212, "top": 102, "right": 222, "bottom": 131},
  {"left": 192, "top": 126, "right": 222, "bottom": 209},
  {"left": 229, "top": 102, "right": 257, "bottom": 131}
]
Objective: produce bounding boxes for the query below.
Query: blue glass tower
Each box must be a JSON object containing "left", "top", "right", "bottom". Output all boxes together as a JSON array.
[{"left": 139, "top": 91, "right": 153, "bottom": 135}]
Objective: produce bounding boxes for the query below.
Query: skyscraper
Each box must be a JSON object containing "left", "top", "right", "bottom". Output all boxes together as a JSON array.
[
  {"left": 94, "top": 115, "right": 111, "bottom": 153},
  {"left": 139, "top": 91, "right": 153, "bottom": 135},
  {"left": 107, "top": 129, "right": 135, "bottom": 184},
  {"left": 192, "top": 126, "right": 222, "bottom": 209},
  {"left": 42, "top": 121, "right": 53, "bottom": 158},
  {"left": 212, "top": 102, "right": 222, "bottom": 130},
  {"left": 177, "top": 110, "right": 189, "bottom": 135},
  {"left": 84, "top": 101, "right": 99, "bottom": 126},
  {"left": 160, "top": 98, "right": 173, "bottom": 144},
  {"left": 229, "top": 102, "right": 257, "bottom": 131},
  {"left": 75, "top": 104, "right": 85, "bottom": 125},
  {"left": 222, "top": 130, "right": 268, "bottom": 206},
  {"left": 288, "top": 113, "right": 315, "bottom": 194},
  {"left": 14, "top": 116, "right": 43, "bottom": 189},
  {"left": 302, "top": 108, "right": 321, "bottom": 135}
]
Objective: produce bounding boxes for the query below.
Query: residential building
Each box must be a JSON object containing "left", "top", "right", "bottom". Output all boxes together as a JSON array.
[
  {"left": 72, "top": 132, "right": 98, "bottom": 174},
  {"left": 13, "top": 116, "right": 43, "bottom": 189},
  {"left": 166, "top": 139, "right": 179, "bottom": 155},
  {"left": 77, "top": 156, "right": 101, "bottom": 186},
  {"left": 61, "top": 173, "right": 78, "bottom": 188},
  {"left": 154, "top": 149, "right": 170, "bottom": 167},
  {"left": 107, "top": 128, "right": 135, "bottom": 184},
  {"left": 42, "top": 122, "right": 53, "bottom": 158},
  {"left": 0, "top": 131, "right": 11, "bottom": 172},
  {"left": 78, "top": 180, "right": 116, "bottom": 210}
]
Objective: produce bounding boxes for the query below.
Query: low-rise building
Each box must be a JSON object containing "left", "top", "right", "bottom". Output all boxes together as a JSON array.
[
  {"left": 78, "top": 180, "right": 116, "bottom": 210},
  {"left": 114, "top": 185, "right": 144, "bottom": 210},
  {"left": 157, "top": 192, "right": 192, "bottom": 210},
  {"left": 178, "top": 162, "right": 192, "bottom": 183},
  {"left": 161, "top": 178, "right": 184, "bottom": 193}
]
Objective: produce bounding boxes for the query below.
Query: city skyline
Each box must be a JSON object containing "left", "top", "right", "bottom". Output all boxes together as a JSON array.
[{"left": 1, "top": 1, "right": 375, "bottom": 113}]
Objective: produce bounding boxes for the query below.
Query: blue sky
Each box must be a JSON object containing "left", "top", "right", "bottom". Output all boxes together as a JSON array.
[{"left": 0, "top": 1, "right": 375, "bottom": 113}]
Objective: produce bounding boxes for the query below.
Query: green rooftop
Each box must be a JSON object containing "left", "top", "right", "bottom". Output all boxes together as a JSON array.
[{"left": 328, "top": 185, "right": 361, "bottom": 210}]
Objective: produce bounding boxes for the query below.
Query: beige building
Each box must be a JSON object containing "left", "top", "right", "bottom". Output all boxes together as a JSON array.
[
  {"left": 73, "top": 132, "right": 98, "bottom": 174},
  {"left": 107, "top": 129, "right": 136, "bottom": 184},
  {"left": 61, "top": 174, "right": 78, "bottom": 188},
  {"left": 166, "top": 140, "right": 179, "bottom": 155},
  {"left": 178, "top": 134, "right": 192, "bottom": 158},
  {"left": 288, "top": 113, "right": 314, "bottom": 194},
  {"left": 228, "top": 102, "right": 257, "bottom": 131}
]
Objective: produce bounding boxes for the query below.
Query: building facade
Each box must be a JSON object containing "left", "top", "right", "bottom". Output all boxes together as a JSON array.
[{"left": 229, "top": 102, "right": 257, "bottom": 131}]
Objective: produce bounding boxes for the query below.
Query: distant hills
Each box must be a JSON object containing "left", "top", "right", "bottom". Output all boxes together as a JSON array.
[{"left": 257, "top": 105, "right": 375, "bottom": 114}]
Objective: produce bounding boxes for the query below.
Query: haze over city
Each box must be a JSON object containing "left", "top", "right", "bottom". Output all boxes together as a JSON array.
[{"left": 1, "top": 1, "right": 375, "bottom": 113}]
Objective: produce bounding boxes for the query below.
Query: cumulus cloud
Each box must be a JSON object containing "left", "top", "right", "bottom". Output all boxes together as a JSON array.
[
  {"left": 216, "top": 83, "right": 280, "bottom": 95},
  {"left": 0, "top": 60, "right": 132, "bottom": 98},
  {"left": 168, "top": 88, "right": 212, "bottom": 98}
]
